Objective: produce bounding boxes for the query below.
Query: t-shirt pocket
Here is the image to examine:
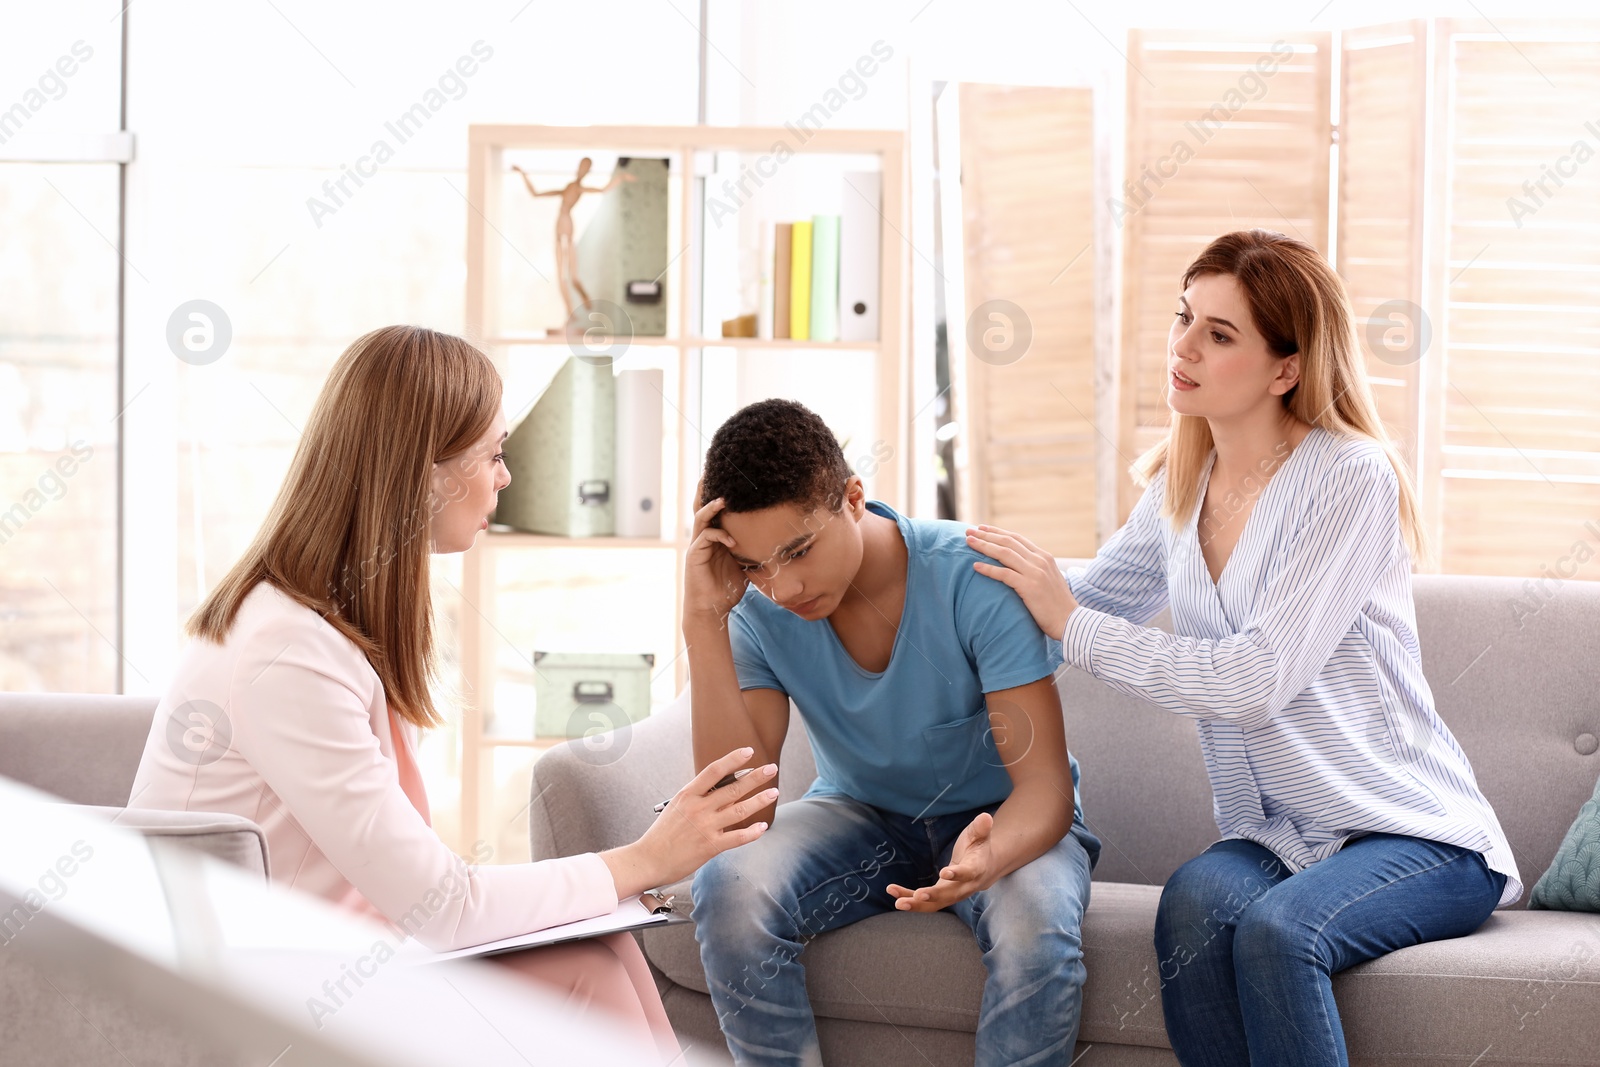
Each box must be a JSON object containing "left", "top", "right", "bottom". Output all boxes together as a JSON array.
[{"left": 921, "top": 707, "right": 996, "bottom": 799}]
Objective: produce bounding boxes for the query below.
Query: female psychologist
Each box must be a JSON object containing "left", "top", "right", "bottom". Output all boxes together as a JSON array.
[
  {"left": 967, "top": 230, "right": 1519, "bottom": 1067},
  {"left": 130, "top": 325, "right": 776, "bottom": 1061}
]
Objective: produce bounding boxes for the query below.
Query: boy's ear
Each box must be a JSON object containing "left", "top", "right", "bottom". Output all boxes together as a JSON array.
[{"left": 843, "top": 475, "right": 867, "bottom": 517}]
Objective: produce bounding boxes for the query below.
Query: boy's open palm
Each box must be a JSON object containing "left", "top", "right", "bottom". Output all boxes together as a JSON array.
[{"left": 887, "top": 812, "right": 996, "bottom": 912}]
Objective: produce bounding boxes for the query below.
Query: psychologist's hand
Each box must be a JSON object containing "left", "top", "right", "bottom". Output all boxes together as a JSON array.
[
  {"left": 887, "top": 812, "right": 996, "bottom": 913},
  {"left": 601, "top": 747, "right": 776, "bottom": 898},
  {"left": 683, "top": 482, "right": 749, "bottom": 630},
  {"left": 966, "top": 525, "right": 1078, "bottom": 641}
]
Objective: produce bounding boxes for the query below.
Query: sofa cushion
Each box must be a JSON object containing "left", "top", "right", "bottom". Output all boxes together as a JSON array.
[
  {"left": 642, "top": 879, "right": 988, "bottom": 1033},
  {"left": 1529, "top": 769, "right": 1600, "bottom": 912},
  {"left": 1335, "top": 908, "right": 1600, "bottom": 1064},
  {"left": 645, "top": 878, "right": 1600, "bottom": 1062},
  {"left": 643, "top": 878, "right": 1174, "bottom": 1046},
  {"left": 1083, "top": 889, "right": 1600, "bottom": 1063}
]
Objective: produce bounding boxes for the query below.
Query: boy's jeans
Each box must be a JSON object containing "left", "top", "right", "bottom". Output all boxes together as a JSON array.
[{"left": 693, "top": 792, "right": 1100, "bottom": 1067}]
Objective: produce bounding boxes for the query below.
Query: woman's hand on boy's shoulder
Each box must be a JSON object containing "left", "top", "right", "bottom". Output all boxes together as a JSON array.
[{"left": 965, "top": 525, "right": 1078, "bottom": 641}]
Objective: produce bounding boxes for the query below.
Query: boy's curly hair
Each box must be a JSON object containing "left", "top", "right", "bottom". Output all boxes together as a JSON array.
[{"left": 700, "top": 399, "right": 852, "bottom": 515}]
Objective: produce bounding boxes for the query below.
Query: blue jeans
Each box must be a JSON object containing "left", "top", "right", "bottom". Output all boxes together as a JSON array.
[
  {"left": 692, "top": 792, "right": 1100, "bottom": 1067},
  {"left": 1155, "top": 833, "right": 1506, "bottom": 1067}
]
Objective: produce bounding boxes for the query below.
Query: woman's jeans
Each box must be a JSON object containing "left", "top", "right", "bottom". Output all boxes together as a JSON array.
[
  {"left": 1155, "top": 833, "right": 1507, "bottom": 1067},
  {"left": 692, "top": 792, "right": 1100, "bottom": 1067}
]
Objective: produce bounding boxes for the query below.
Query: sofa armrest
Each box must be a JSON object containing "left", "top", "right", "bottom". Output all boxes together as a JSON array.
[
  {"left": 78, "top": 805, "right": 270, "bottom": 880},
  {"left": 528, "top": 690, "right": 697, "bottom": 861},
  {"left": 528, "top": 686, "right": 818, "bottom": 862}
]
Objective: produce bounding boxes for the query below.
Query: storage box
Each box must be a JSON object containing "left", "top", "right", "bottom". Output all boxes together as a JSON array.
[{"left": 533, "top": 651, "right": 655, "bottom": 738}]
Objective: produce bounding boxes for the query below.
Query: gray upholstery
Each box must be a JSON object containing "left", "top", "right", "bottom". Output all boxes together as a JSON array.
[
  {"left": 75, "top": 805, "right": 270, "bottom": 879},
  {"left": 0, "top": 693, "right": 269, "bottom": 876},
  {"left": 528, "top": 686, "right": 818, "bottom": 864},
  {"left": 0, "top": 693, "right": 160, "bottom": 806},
  {"left": 1409, "top": 575, "right": 1600, "bottom": 898},
  {"left": 0, "top": 692, "right": 270, "bottom": 1066},
  {"left": 0, "top": 954, "right": 250, "bottom": 1067},
  {"left": 529, "top": 573, "right": 1600, "bottom": 1065}
]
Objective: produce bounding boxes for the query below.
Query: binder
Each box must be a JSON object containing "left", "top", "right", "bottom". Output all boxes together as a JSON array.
[
  {"left": 574, "top": 157, "right": 670, "bottom": 337},
  {"left": 493, "top": 357, "right": 615, "bottom": 537},
  {"left": 789, "top": 220, "right": 812, "bottom": 341},
  {"left": 839, "top": 171, "right": 882, "bottom": 342},
  {"left": 757, "top": 226, "right": 775, "bottom": 340},
  {"left": 773, "top": 223, "right": 793, "bottom": 339},
  {"left": 613, "top": 368, "right": 663, "bottom": 538},
  {"left": 809, "top": 214, "right": 841, "bottom": 342}
]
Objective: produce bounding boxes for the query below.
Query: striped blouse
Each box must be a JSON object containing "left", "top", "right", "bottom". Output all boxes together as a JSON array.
[{"left": 1061, "top": 426, "right": 1522, "bottom": 905}]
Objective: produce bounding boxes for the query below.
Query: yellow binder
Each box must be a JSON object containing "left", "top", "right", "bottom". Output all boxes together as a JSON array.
[{"left": 789, "top": 220, "right": 812, "bottom": 342}]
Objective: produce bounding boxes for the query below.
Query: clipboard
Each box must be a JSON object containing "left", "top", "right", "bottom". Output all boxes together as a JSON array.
[{"left": 406, "top": 894, "right": 683, "bottom": 964}]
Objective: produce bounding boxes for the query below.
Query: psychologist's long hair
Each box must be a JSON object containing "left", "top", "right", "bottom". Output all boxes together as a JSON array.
[
  {"left": 189, "top": 325, "right": 501, "bottom": 728},
  {"left": 1132, "top": 229, "right": 1426, "bottom": 562}
]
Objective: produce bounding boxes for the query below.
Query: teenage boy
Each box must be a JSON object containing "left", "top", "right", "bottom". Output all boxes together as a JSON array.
[{"left": 683, "top": 399, "right": 1100, "bottom": 1067}]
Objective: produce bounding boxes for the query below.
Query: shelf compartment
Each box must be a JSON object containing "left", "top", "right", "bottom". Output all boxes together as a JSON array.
[
  {"left": 479, "top": 334, "right": 883, "bottom": 351},
  {"left": 458, "top": 122, "right": 905, "bottom": 855},
  {"left": 482, "top": 529, "right": 683, "bottom": 549}
]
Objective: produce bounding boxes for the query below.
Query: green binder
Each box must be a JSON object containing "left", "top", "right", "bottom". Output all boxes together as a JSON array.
[
  {"left": 809, "top": 214, "right": 841, "bottom": 342},
  {"left": 494, "top": 357, "right": 615, "bottom": 537}
]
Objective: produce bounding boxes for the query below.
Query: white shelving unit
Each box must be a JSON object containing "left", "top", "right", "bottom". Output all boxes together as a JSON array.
[{"left": 457, "top": 124, "right": 906, "bottom": 847}]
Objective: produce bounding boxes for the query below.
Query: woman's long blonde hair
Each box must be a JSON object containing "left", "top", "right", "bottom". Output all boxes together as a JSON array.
[
  {"left": 189, "top": 325, "right": 501, "bottom": 728},
  {"left": 1132, "top": 229, "right": 1427, "bottom": 562}
]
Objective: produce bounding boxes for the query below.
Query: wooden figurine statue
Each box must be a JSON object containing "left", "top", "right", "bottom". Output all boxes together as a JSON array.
[{"left": 511, "top": 157, "right": 634, "bottom": 333}]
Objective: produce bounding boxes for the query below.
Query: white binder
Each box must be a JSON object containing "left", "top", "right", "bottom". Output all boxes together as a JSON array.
[
  {"left": 613, "top": 368, "right": 663, "bottom": 538},
  {"left": 757, "top": 225, "right": 776, "bottom": 340},
  {"left": 838, "top": 171, "right": 882, "bottom": 343}
]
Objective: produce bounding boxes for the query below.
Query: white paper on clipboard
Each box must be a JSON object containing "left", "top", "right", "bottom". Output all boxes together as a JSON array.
[{"left": 405, "top": 894, "right": 683, "bottom": 964}]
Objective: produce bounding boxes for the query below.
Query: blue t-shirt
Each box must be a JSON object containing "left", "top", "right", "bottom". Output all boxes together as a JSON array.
[{"left": 728, "top": 500, "right": 1079, "bottom": 819}]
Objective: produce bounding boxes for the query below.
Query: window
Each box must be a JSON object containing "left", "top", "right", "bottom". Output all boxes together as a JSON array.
[{"left": 0, "top": 3, "right": 125, "bottom": 691}]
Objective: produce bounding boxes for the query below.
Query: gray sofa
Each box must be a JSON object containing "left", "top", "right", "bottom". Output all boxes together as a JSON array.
[
  {"left": 528, "top": 573, "right": 1600, "bottom": 1065},
  {"left": 0, "top": 693, "right": 270, "bottom": 1067}
]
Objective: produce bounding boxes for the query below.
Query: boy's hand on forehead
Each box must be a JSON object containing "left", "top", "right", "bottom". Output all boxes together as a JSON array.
[
  {"left": 700, "top": 482, "right": 724, "bottom": 529},
  {"left": 684, "top": 478, "right": 750, "bottom": 625}
]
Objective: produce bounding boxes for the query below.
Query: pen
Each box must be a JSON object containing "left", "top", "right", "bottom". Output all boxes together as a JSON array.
[{"left": 653, "top": 767, "right": 753, "bottom": 814}]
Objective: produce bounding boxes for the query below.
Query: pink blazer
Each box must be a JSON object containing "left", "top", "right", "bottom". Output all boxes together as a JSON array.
[{"left": 128, "top": 582, "right": 617, "bottom": 952}]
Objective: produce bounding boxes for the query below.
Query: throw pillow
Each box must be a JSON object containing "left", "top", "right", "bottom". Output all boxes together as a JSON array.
[{"left": 1530, "top": 769, "right": 1600, "bottom": 911}]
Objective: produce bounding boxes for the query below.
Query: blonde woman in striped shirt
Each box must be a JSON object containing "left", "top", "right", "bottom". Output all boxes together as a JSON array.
[{"left": 968, "top": 229, "right": 1517, "bottom": 1067}]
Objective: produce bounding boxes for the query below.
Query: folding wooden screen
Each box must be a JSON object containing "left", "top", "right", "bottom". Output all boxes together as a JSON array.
[
  {"left": 953, "top": 84, "right": 1098, "bottom": 557},
  {"left": 950, "top": 20, "right": 1600, "bottom": 577},
  {"left": 1117, "top": 29, "right": 1334, "bottom": 518}
]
